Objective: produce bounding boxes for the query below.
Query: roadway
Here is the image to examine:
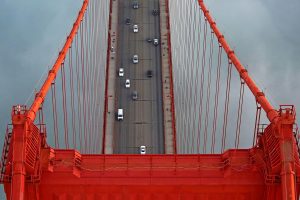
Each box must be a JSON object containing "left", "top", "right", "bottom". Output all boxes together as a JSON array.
[{"left": 113, "top": 0, "right": 164, "bottom": 154}]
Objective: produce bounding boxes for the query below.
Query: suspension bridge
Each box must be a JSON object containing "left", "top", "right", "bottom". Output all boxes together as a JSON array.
[{"left": 0, "top": 0, "right": 299, "bottom": 199}]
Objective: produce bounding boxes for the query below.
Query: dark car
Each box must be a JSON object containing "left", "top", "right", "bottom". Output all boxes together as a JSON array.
[
  {"left": 132, "top": 91, "right": 138, "bottom": 100},
  {"left": 152, "top": 9, "right": 159, "bottom": 16},
  {"left": 146, "top": 38, "right": 152, "bottom": 43},
  {"left": 132, "top": 1, "right": 139, "bottom": 9},
  {"left": 125, "top": 18, "right": 131, "bottom": 25},
  {"left": 147, "top": 70, "right": 153, "bottom": 78}
]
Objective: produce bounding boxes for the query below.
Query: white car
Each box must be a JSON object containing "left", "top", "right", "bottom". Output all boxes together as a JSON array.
[
  {"left": 133, "top": 24, "right": 138, "bottom": 33},
  {"left": 133, "top": 55, "right": 138, "bottom": 64},
  {"left": 119, "top": 68, "right": 124, "bottom": 77},
  {"left": 125, "top": 79, "right": 130, "bottom": 88},
  {"left": 153, "top": 38, "right": 159, "bottom": 46},
  {"left": 117, "top": 109, "right": 123, "bottom": 120},
  {"left": 140, "top": 146, "right": 146, "bottom": 155}
]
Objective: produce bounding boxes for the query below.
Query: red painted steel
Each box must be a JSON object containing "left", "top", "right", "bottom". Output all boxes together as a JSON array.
[
  {"left": 256, "top": 107, "right": 300, "bottom": 200},
  {"left": 26, "top": 0, "right": 89, "bottom": 123},
  {"left": 4, "top": 149, "right": 269, "bottom": 199},
  {"left": 11, "top": 109, "right": 27, "bottom": 200},
  {"left": 276, "top": 107, "right": 298, "bottom": 200},
  {"left": 8, "top": 106, "right": 43, "bottom": 200},
  {"left": 1, "top": 0, "right": 299, "bottom": 199},
  {"left": 3, "top": 132, "right": 300, "bottom": 199},
  {"left": 198, "top": 0, "right": 279, "bottom": 123}
]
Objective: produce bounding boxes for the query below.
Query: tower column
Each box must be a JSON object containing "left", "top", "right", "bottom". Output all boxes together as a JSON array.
[
  {"left": 11, "top": 105, "right": 27, "bottom": 200},
  {"left": 277, "top": 107, "right": 297, "bottom": 200}
]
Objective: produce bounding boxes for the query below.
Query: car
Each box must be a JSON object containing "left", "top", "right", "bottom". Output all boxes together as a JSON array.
[
  {"left": 133, "top": 24, "right": 138, "bottom": 33},
  {"left": 133, "top": 55, "right": 139, "bottom": 64},
  {"left": 146, "top": 38, "right": 152, "bottom": 43},
  {"left": 132, "top": 1, "right": 139, "bottom": 9},
  {"left": 132, "top": 91, "right": 138, "bottom": 100},
  {"left": 117, "top": 109, "right": 123, "bottom": 120},
  {"left": 125, "top": 79, "right": 130, "bottom": 88},
  {"left": 152, "top": 9, "right": 159, "bottom": 16},
  {"left": 125, "top": 18, "right": 131, "bottom": 25},
  {"left": 147, "top": 70, "right": 153, "bottom": 78},
  {"left": 140, "top": 145, "right": 146, "bottom": 154},
  {"left": 153, "top": 38, "right": 159, "bottom": 46},
  {"left": 119, "top": 68, "right": 124, "bottom": 77}
]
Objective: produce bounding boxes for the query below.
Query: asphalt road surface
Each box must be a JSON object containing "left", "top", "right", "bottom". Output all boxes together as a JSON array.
[{"left": 113, "top": 0, "right": 164, "bottom": 154}]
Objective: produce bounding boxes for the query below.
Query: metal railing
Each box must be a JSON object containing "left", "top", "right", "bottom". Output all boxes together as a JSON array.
[{"left": 0, "top": 125, "right": 13, "bottom": 183}]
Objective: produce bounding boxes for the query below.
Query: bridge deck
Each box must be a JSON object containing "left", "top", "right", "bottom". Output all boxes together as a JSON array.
[
  {"left": 103, "top": 0, "right": 177, "bottom": 154},
  {"left": 113, "top": 0, "right": 164, "bottom": 154}
]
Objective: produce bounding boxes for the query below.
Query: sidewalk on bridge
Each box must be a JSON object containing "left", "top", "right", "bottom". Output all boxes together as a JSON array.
[
  {"left": 159, "top": 0, "right": 177, "bottom": 154},
  {"left": 104, "top": 0, "right": 119, "bottom": 154}
]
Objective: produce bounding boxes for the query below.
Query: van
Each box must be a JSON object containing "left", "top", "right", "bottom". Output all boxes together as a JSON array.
[{"left": 117, "top": 109, "right": 124, "bottom": 120}]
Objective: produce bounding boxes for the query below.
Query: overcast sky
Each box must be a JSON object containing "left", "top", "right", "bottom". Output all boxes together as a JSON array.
[
  {"left": 0, "top": 0, "right": 82, "bottom": 197},
  {"left": 0, "top": 0, "right": 299, "bottom": 197},
  {"left": 205, "top": 0, "right": 300, "bottom": 111}
]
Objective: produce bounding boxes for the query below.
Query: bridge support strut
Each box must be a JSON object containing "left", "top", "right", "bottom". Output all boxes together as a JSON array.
[
  {"left": 277, "top": 107, "right": 297, "bottom": 200},
  {"left": 11, "top": 106, "right": 27, "bottom": 200}
]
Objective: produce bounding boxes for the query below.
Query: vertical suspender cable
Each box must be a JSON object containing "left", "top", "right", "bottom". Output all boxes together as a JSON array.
[
  {"left": 188, "top": 2, "right": 196, "bottom": 153},
  {"left": 27, "top": 0, "right": 89, "bottom": 122},
  {"left": 85, "top": 6, "right": 92, "bottom": 148},
  {"left": 203, "top": 31, "right": 214, "bottom": 153},
  {"left": 221, "top": 60, "right": 233, "bottom": 152},
  {"left": 192, "top": 5, "right": 203, "bottom": 154},
  {"left": 198, "top": 0, "right": 278, "bottom": 123},
  {"left": 81, "top": 18, "right": 88, "bottom": 153},
  {"left": 89, "top": 2, "right": 95, "bottom": 153},
  {"left": 51, "top": 82, "right": 59, "bottom": 148},
  {"left": 89, "top": 2, "right": 96, "bottom": 152},
  {"left": 85, "top": 6, "right": 91, "bottom": 153},
  {"left": 61, "top": 62, "right": 69, "bottom": 149},
  {"left": 68, "top": 46, "right": 77, "bottom": 149},
  {"left": 181, "top": 1, "right": 190, "bottom": 153},
  {"left": 92, "top": 0, "right": 101, "bottom": 153},
  {"left": 196, "top": 17, "right": 208, "bottom": 153},
  {"left": 235, "top": 79, "right": 245, "bottom": 149},
  {"left": 211, "top": 45, "right": 222, "bottom": 153},
  {"left": 253, "top": 103, "right": 262, "bottom": 146},
  {"left": 75, "top": 32, "right": 83, "bottom": 152}
]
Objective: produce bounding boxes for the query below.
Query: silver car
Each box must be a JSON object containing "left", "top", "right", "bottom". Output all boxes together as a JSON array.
[
  {"left": 133, "top": 55, "right": 138, "bottom": 64},
  {"left": 119, "top": 68, "right": 124, "bottom": 77},
  {"left": 153, "top": 38, "right": 159, "bottom": 46},
  {"left": 133, "top": 24, "right": 138, "bottom": 33},
  {"left": 140, "top": 145, "right": 146, "bottom": 154},
  {"left": 125, "top": 79, "right": 130, "bottom": 88}
]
